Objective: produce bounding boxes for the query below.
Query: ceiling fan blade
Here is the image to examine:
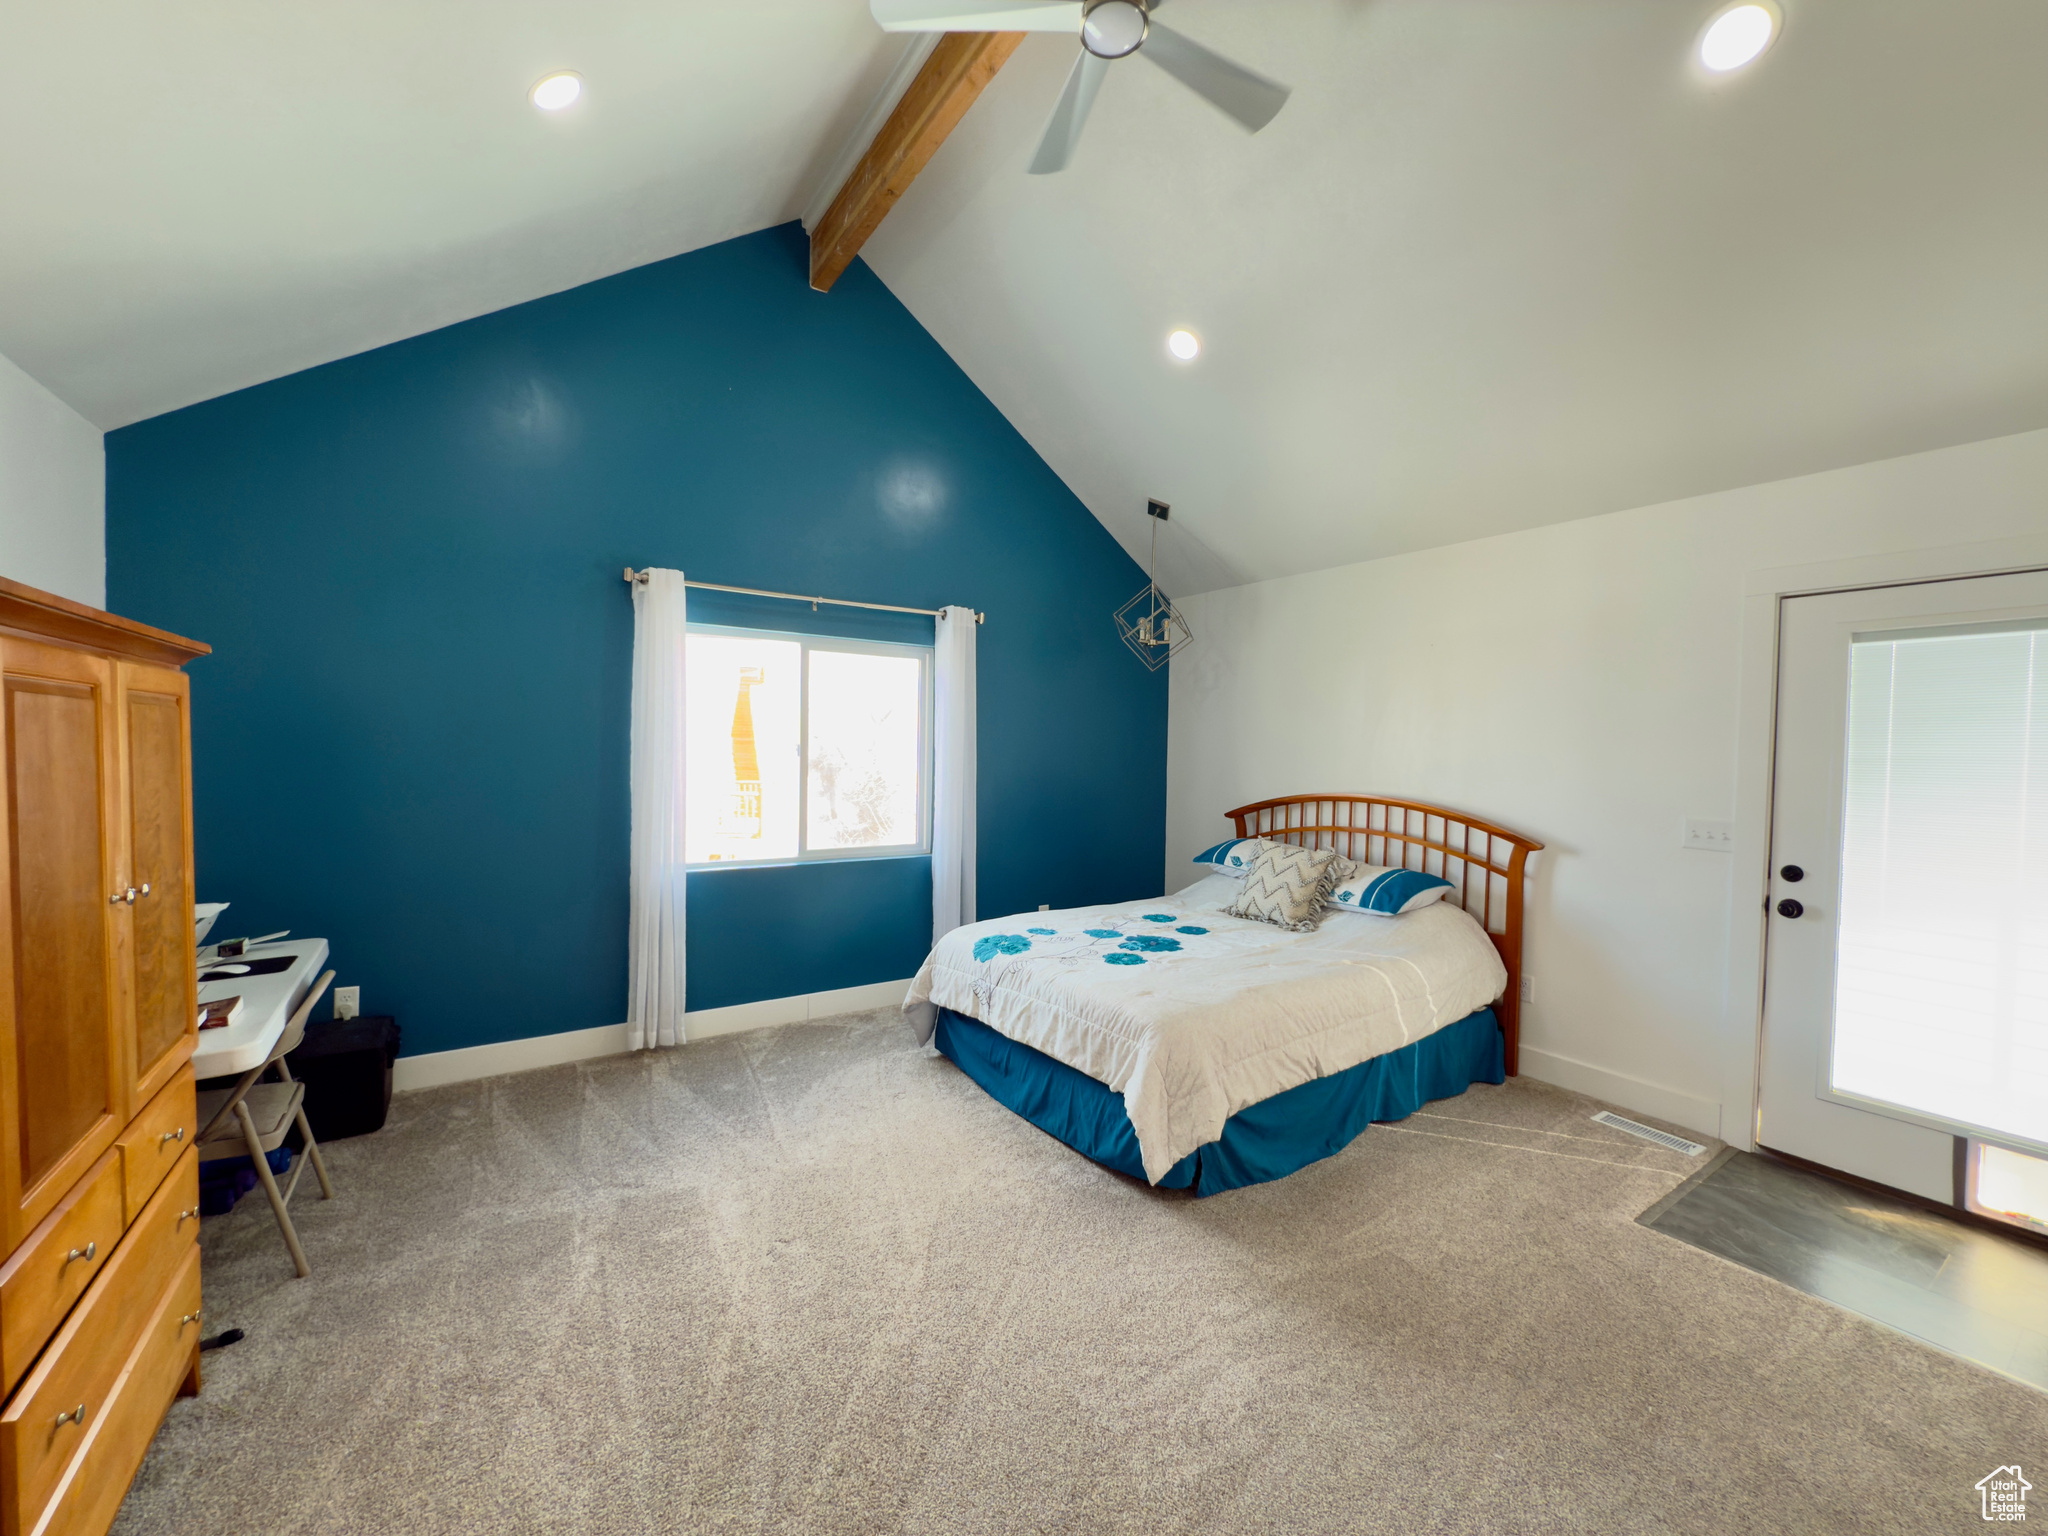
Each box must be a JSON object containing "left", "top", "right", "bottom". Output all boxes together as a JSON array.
[
  {"left": 871, "top": 0, "right": 1081, "bottom": 32},
  {"left": 1028, "top": 49, "right": 1111, "bottom": 174},
  {"left": 1140, "top": 22, "right": 1291, "bottom": 133}
]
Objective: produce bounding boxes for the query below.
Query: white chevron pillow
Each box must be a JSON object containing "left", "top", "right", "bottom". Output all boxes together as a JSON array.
[{"left": 1224, "top": 841, "right": 1344, "bottom": 932}]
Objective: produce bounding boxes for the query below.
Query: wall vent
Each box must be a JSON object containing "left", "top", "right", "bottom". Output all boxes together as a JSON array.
[{"left": 1591, "top": 1110, "right": 1707, "bottom": 1157}]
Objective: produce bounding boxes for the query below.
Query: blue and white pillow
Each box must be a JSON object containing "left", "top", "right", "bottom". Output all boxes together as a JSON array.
[
  {"left": 1198, "top": 838, "right": 1363, "bottom": 880},
  {"left": 1328, "top": 864, "right": 1455, "bottom": 915},
  {"left": 1192, "top": 838, "right": 1269, "bottom": 875}
]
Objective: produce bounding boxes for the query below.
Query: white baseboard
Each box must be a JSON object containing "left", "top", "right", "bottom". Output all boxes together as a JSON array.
[
  {"left": 1517, "top": 1045, "right": 1723, "bottom": 1143},
  {"left": 681, "top": 976, "right": 913, "bottom": 1043},
  {"left": 394, "top": 1022, "right": 632, "bottom": 1092},
  {"left": 392, "top": 977, "right": 914, "bottom": 1093}
]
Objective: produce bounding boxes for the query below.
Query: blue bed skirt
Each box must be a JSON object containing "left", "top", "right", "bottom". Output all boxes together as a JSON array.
[{"left": 932, "top": 1005, "right": 1505, "bottom": 1196}]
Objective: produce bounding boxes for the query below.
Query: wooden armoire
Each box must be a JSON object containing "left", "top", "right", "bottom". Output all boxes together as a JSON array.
[{"left": 0, "top": 575, "right": 208, "bottom": 1536}]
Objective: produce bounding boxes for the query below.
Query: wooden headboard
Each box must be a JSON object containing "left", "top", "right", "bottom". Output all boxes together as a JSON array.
[{"left": 1226, "top": 795, "right": 1545, "bottom": 1075}]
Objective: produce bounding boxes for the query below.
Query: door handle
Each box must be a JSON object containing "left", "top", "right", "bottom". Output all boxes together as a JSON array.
[{"left": 1776, "top": 898, "right": 1804, "bottom": 919}]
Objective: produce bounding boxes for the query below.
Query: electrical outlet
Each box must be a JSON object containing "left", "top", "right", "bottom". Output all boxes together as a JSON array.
[
  {"left": 1683, "top": 817, "right": 1734, "bottom": 852},
  {"left": 1039, "top": 904, "right": 1050, "bottom": 911},
  {"left": 1520, "top": 974, "right": 1535, "bottom": 1004},
  {"left": 333, "top": 985, "right": 360, "bottom": 1020}
]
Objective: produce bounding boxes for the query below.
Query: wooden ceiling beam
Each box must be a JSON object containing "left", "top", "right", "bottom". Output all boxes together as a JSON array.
[{"left": 808, "top": 31, "right": 1025, "bottom": 293}]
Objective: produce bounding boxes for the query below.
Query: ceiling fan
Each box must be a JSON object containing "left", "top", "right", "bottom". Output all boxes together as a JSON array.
[{"left": 871, "top": 1, "right": 1292, "bottom": 174}]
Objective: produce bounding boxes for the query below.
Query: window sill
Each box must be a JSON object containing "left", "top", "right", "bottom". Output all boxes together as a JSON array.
[{"left": 684, "top": 852, "right": 932, "bottom": 874}]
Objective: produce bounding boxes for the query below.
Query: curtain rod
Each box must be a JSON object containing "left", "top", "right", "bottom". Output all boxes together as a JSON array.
[{"left": 623, "top": 568, "right": 983, "bottom": 624}]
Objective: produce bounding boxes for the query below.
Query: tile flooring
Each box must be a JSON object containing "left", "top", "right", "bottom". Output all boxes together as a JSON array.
[{"left": 1642, "top": 1149, "right": 2048, "bottom": 1392}]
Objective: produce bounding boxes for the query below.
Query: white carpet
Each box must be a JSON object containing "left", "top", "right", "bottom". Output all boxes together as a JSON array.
[{"left": 112, "top": 1008, "right": 2045, "bottom": 1534}]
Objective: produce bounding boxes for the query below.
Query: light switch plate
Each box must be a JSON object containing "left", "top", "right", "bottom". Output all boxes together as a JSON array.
[
  {"left": 333, "top": 985, "right": 360, "bottom": 1020},
  {"left": 1683, "top": 817, "right": 1734, "bottom": 852},
  {"left": 1519, "top": 974, "right": 1535, "bottom": 1004}
]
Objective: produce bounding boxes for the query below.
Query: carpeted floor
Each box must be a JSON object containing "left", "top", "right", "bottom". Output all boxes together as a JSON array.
[{"left": 113, "top": 1009, "right": 2042, "bottom": 1535}]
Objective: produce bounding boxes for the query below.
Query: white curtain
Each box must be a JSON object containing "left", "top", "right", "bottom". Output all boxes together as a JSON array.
[
  {"left": 932, "top": 604, "right": 978, "bottom": 942},
  {"left": 628, "top": 569, "right": 688, "bottom": 1049}
]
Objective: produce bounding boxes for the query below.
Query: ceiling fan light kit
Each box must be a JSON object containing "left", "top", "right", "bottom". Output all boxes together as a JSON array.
[
  {"left": 870, "top": 0, "right": 1291, "bottom": 175},
  {"left": 1081, "top": 0, "right": 1148, "bottom": 59}
]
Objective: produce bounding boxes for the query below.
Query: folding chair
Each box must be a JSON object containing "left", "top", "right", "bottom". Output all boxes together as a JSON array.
[{"left": 196, "top": 969, "right": 338, "bottom": 1278}]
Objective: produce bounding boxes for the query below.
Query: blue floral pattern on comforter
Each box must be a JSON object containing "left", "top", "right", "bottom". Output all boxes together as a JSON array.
[{"left": 962, "top": 912, "right": 1218, "bottom": 971}]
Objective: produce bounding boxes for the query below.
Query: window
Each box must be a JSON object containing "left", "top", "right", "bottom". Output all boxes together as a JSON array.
[
  {"left": 1966, "top": 1140, "right": 2048, "bottom": 1236},
  {"left": 684, "top": 624, "right": 930, "bottom": 867},
  {"left": 1831, "top": 622, "right": 2048, "bottom": 1148}
]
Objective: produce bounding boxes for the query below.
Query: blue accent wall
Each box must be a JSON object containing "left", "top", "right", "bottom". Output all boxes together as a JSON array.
[{"left": 107, "top": 223, "right": 1166, "bottom": 1056}]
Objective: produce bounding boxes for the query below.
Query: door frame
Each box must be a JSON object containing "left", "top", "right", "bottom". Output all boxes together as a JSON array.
[{"left": 1724, "top": 529, "right": 2048, "bottom": 1156}]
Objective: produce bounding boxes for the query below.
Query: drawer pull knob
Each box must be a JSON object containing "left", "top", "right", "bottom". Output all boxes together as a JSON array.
[
  {"left": 54, "top": 1404, "right": 85, "bottom": 1429},
  {"left": 179, "top": 1207, "right": 200, "bottom": 1225},
  {"left": 138, "top": 882, "right": 152, "bottom": 897},
  {"left": 64, "top": 1241, "right": 96, "bottom": 1265},
  {"left": 179, "top": 1311, "right": 202, "bottom": 1327},
  {"left": 160, "top": 1126, "right": 185, "bottom": 1146}
]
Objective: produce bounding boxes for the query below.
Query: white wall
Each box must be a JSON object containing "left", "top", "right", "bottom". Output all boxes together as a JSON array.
[
  {"left": 0, "top": 349, "right": 103, "bottom": 606},
  {"left": 1169, "top": 426, "right": 2048, "bottom": 1141}
]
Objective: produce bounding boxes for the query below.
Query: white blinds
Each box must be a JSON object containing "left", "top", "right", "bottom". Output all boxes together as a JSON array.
[{"left": 1832, "top": 623, "right": 2048, "bottom": 1149}]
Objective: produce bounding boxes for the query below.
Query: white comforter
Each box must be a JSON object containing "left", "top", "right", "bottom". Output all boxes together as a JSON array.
[{"left": 905, "top": 876, "right": 1508, "bottom": 1184}]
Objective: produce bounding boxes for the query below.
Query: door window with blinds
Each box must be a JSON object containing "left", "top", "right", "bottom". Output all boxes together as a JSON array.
[
  {"left": 684, "top": 625, "right": 930, "bottom": 867},
  {"left": 1830, "top": 619, "right": 2048, "bottom": 1149}
]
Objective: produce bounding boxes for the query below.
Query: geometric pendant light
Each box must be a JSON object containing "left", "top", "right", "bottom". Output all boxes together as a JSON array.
[{"left": 1114, "top": 499, "right": 1193, "bottom": 671}]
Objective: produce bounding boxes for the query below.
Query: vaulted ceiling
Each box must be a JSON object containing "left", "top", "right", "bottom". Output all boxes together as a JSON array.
[
  {"left": 8, "top": 1, "right": 2048, "bottom": 594},
  {"left": 862, "top": 0, "right": 2048, "bottom": 591},
  {"left": 0, "top": 1, "right": 906, "bottom": 429}
]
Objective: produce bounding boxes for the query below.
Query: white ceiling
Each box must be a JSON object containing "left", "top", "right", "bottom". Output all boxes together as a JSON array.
[
  {"left": 863, "top": 0, "right": 2048, "bottom": 592},
  {"left": 0, "top": 1, "right": 909, "bottom": 429},
  {"left": 8, "top": 2, "right": 2048, "bottom": 594}
]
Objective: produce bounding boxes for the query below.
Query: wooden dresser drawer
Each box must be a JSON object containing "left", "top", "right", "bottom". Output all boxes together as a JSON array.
[
  {"left": 21, "top": 1246, "right": 200, "bottom": 1536},
  {"left": 0, "top": 1156, "right": 124, "bottom": 1400},
  {"left": 0, "top": 1149, "right": 199, "bottom": 1535},
  {"left": 116, "top": 1066, "right": 195, "bottom": 1227}
]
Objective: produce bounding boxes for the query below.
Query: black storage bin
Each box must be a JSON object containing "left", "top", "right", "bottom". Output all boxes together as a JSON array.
[{"left": 287, "top": 1015, "right": 400, "bottom": 1143}]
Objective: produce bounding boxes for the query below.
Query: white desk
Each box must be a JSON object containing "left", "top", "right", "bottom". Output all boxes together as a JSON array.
[{"left": 191, "top": 939, "right": 330, "bottom": 1079}]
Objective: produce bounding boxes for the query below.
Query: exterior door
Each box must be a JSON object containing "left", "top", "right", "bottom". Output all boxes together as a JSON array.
[
  {"left": 0, "top": 637, "right": 128, "bottom": 1249},
  {"left": 1758, "top": 569, "right": 2048, "bottom": 1201},
  {"left": 118, "top": 661, "right": 196, "bottom": 1105}
]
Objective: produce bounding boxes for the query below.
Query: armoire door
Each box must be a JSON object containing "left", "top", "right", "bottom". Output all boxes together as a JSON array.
[
  {"left": 0, "top": 637, "right": 128, "bottom": 1251},
  {"left": 117, "top": 662, "right": 196, "bottom": 1106}
]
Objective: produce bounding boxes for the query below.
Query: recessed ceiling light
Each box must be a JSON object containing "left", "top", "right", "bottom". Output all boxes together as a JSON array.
[
  {"left": 1699, "top": 2, "right": 1779, "bottom": 73},
  {"left": 531, "top": 72, "right": 583, "bottom": 111},
  {"left": 1167, "top": 329, "right": 1200, "bottom": 361}
]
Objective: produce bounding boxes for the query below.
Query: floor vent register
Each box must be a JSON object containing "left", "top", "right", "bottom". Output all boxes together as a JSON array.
[{"left": 1591, "top": 1110, "right": 1708, "bottom": 1157}]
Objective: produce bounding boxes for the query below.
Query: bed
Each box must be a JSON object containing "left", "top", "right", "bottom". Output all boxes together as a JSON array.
[{"left": 905, "top": 795, "right": 1543, "bottom": 1195}]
